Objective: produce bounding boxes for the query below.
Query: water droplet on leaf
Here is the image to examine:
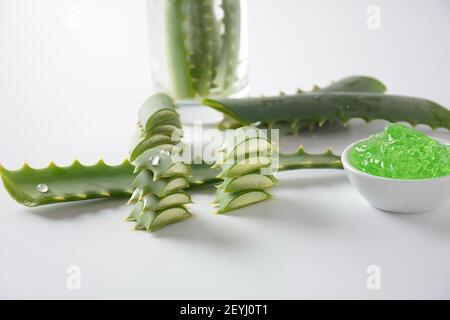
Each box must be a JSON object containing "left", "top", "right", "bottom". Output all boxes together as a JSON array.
[
  {"left": 37, "top": 184, "right": 49, "bottom": 193},
  {"left": 152, "top": 156, "right": 160, "bottom": 166}
]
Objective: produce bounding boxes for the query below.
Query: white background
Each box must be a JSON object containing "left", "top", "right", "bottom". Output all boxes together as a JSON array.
[{"left": 0, "top": 0, "right": 449, "bottom": 299}]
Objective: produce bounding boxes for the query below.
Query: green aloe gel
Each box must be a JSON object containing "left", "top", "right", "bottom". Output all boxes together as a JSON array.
[{"left": 349, "top": 124, "right": 450, "bottom": 179}]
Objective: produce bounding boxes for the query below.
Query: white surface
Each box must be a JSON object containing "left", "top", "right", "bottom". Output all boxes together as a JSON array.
[
  {"left": 342, "top": 138, "right": 450, "bottom": 213},
  {"left": 0, "top": 0, "right": 450, "bottom": 299}
]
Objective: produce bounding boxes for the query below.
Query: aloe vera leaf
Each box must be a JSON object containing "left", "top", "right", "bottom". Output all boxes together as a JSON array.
[
  {"left": 132, "top": 170, "right": 189, "bottom": 198},
  {"left": 164, "top": 0, "right": 196, "bottom": 99},
  {"left": 0, "top": 149, "right": 341, "bottom": 207},
  {"left": 136, "top": 206, "right": 192, "bottom": 232},
  {"left": 204, "top": 92, "right": 450, "bottom": 132},
  {"left": 184, "top": 0, "right": 216, "bottom": 97},
  {"left": 215, "top": 189, "right": 272, "bottom": 214},
  {"left": 214, "top": 0, "right": 241, "bottom": 96},
  {"left": 217, "top": 76, "right": 387, "bottom": 130},
  {"left": 133, "top": 147, "right": 190, "bottom": 179},
  {"left": 220, "top": 174, "right": 279, "bottom": 193},
  {"left": 0, "top": 160, "right": 134, "bottom": 207}
]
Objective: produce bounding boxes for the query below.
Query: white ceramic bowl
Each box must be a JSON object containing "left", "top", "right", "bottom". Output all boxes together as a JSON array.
[{"left": 342, "top": 138, "right": 450, "bottom": 213}]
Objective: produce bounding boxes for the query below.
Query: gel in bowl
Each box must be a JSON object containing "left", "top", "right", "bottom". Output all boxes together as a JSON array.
[{"left": 342, "top": 138, "right": 450, "bottom": 213}]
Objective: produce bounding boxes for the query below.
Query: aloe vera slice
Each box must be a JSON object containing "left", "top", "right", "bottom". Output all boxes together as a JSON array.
[
  {"left": 228, "top": 139, "right": 273, "bottom": 159},
  {"left": 148, "top": 124, "right": 183, "bottom": 137},
  {"left": 216, "top": 189, "right": 272, "bottom": 214},
  {"left": 150, "top": 191, "right": 192, "bottom": 210},
  {"left": 218, "top": 156, "right": 271, "bottom": 178},
  {"left": 133, "top": 147, "right": 190, "bottom": 179},
  {"left": 220, "top": 174, "right": 278, "bottom": 193},
  {"left": 222, "top": 127, "right": 270, "bottom": 150},
  {"left": 130, "top": 132, "right": 181, "bottom": 162},
  {"left": 138, "top": 93, "right": 180, "bottom": 130},
  {"left": 133, "top": 170, "right": 189, "bottom": 198},
  {"left": 219, "top": 139, "right": 273, "bottom": 165},
  {"left": 136, "top": 206, "right": 192, "bottom": 232},
  {"left": 136, "top": 191, "right": 192, "bottom": 211}
]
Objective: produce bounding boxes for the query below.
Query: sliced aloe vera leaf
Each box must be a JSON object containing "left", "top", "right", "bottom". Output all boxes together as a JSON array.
[
  {"left": 133, "top": 147, "right": 190, "bottom": 179},
  {"left": 0, "top": 160, "right": 134, "bottom": 207},
  {"left": 138, "top": 93, "right": 180, "bottom": 131},
  {"left": 141, "top": 191, "right": 192, "bottom": 211},
  {"left": 129, "top": 132, "right": 181, "bottom": 162},
  {"left": 216, "top": 189, "right": 272, "bottom": 214},
  {"left": 135, "top": 206, "right": 192, "bottom": 232},
  {"left": 218, "top": 156, "right": 271, "bottom": 178},
  {"left": 132, "top": 170, "right": 189, "bottom": 198},
  {"left": 220, "top": 174, "right": 278, "bottom": 193}
]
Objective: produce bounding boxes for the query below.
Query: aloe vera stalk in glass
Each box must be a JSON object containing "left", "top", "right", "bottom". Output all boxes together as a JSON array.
[{"left": 146, "top": 0, "right": 248, "bottom": 101}]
